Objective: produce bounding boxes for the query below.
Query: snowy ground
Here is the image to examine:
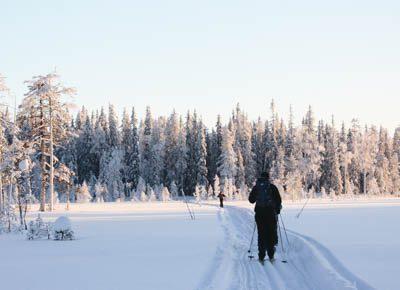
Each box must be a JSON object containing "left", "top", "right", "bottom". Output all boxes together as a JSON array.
[
  {"left": 0, "top": 199, "right": 399, "bottom": 290},
  {"left": 0, "top": 202, "right": 222, "bottom": 290},
  {"left": 231, "top": 198, "right": 400, "bottom": 290}
]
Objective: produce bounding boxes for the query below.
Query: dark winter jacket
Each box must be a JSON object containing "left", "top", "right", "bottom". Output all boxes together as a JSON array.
[{"left": 249, "top": 177, "right": 282, "bottom": 214}]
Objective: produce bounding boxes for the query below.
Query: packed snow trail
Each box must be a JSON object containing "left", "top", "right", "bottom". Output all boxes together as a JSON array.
[{"left": 198, "top": 205, "right": 375, "bottom": 290}]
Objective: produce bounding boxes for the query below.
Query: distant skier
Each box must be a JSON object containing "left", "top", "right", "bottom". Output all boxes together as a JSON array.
[
  {"left": 249, "top": 171, "right": 282, "bottom": 263},
  {"left": 218, "top": 192, "right": 226, "bottom": 208}
]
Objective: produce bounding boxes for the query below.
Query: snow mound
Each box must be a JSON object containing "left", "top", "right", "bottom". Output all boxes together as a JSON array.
[
  {"left": 53, "top": 216, "right": 72, "bottom": 231},
  {"left": 53, "top": 216, "right": 74, "bottom": 240}
]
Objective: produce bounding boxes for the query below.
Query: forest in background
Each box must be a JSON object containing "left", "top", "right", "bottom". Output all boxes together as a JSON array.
[{"left": 0, "top": 72, "right": 399, "bottom": 217}]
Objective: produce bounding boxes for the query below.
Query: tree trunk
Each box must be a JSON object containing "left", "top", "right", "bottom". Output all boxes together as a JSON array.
[
  {"left": 40, "top": 137, "right": 46, "bottom": 211},
  {"left": 39, "top": 99, "right": 46, "bottom": 212},
  {"left": 49, "top": 98, "right": 54, "bottom": 211},
  {"left": 363, "top": 170, "right": 367, "bottom": 194},
  {"left": 66, "top": 183, "right": 70, "bottom": 211}
]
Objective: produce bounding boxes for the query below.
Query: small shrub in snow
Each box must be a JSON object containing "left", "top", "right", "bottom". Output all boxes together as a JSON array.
[
  {"left": 53, "top": 216, "right": 74, "bottom": 241},
  {"left": 27, "top": 215, "right": 51, "bottom": 240},
  {"left": 0, "top": 204, "right": 18, "bottom": 234},
  {"left": 76, "top": 181, "right": 92, "bottom": 203},
  {"left": 93, "top": 182, "right": 105, "bottom": 203},
  {"left": 148, "top": 187, "right": 156, "bottom": 202},
  {"left": 161, "top": 187, "right": 170, "bottom": 202},
  {"left": 140, "top": 190, "right": 147, "bottom": 202},
  {"left": 134, "top": 177, "right": 147, "bottom": 201},
  {"left": 170, "top": 181, "right": 178, "bottom": 199}
]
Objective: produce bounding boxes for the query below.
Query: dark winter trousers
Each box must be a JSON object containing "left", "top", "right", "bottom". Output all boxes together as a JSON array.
[
  {"left": 255, "top": 208, "right": 278, "bottom": 260},
  {"left": 219, "top": 198, "right": 224, "bottom": 208}
]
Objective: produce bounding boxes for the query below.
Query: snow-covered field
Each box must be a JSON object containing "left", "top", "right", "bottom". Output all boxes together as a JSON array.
[
  {"left": 0, "top": 199, "right": 399, "bottom": 290},
  {"left": 0, "top": 203, "right": 222, "bottom": 290},
  {"left": 232, "top": 198, "right": 400, "bottom": 290}
]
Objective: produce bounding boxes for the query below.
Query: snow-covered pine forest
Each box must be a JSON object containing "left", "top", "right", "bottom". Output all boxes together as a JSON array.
[{"left": 0, "top": 72, "right": 400, "bottom": 215}]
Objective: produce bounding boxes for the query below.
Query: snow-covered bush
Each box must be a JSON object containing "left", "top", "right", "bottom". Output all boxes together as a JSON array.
[
  {"left": 0, "top": 204, "right": 18, "bottom": 234},
  {"left": 53, "top": 216, "right": 74, "bottom": 241},
  {"left": 134, "top": 177, "right": 147, "bottom": 201},
  {"left": 94, "top": 182, "right": 105, "bottom": 203},
  {"left": 154, "top": 184, "right": 163, "bottom": 200},
  {"left": 27, "top": 214, "right": 51, "bottom": 240},
  {"left": 76, "top": 181, "right": 92, "bottom": 203},
  {"left": 170, "top": 181, "right": 178, "bottom": 200},
  {"left": 148, "top": 187, "right": 156, "bottom": 202},
  {"left": 140, "top": 191, "right": 147, "bottom": 202},
  {"left": 368, "top": 178, "right": 380, "bottom": 195},
  {"left": 161, "top": 187, "right": 170, "bottom": 202}
]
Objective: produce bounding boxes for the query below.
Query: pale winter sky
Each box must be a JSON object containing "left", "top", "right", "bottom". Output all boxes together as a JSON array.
[{"left": 1, "top": 0, "right": 399, "bottom": 132}]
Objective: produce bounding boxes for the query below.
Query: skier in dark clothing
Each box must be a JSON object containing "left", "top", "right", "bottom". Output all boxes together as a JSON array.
[
  {"left": 249, "top": 172, "right": 282, "bottom": 263},
  {"left": 218, "top": 192, "right": 226, "bottom": 208}
]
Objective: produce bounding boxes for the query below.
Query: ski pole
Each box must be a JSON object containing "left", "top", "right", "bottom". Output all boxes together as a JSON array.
[
  {"left": 247, "top": 222, "right": 256, "bottom": 259},
  {"left": 182, "top": 190, "right": 195, "bottom": 220},
  {"left": 279, "top": 214, "right": 290, "bottom": 248},
  {"left": 296, "top": 194, "right": 311, "bottom": 219},
  {"left": 277, "top": 219, "right": 288, "bottom": 263}
]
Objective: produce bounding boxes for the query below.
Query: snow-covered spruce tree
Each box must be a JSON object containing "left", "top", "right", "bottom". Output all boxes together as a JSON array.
[
  {"left": 206, "top": 130, "right": 216, "bottom": 186},
  {"left": 338, "top": 124, "right": 352, "bottom": 195},
  {"left": 76, "top": 181, "right": 92, "bottom": 203},
  {"left": 235, "top": 151, "right": 245, "bottom": 188},
  {"left": 107, "top": 104, "right": 120, "bottom": 148},
  {"left": 232, "top": 104, "right": 256, "bottom": 187},
  {"left": 195, "top": 120, "right": 208, "bottom": 187},
  {"left": 124, "top": 107, "right": 140, "bottom": 192},
  {"left": 393, "top": 127, "right": 400, "bottom": 165},
  {"left": 184, "top": 112, "right": 197, "bottom": 194},
  {"left": 121, "top": 108, "right": 132, "bottom": 195},
  {"left": 139, "top": 107, "right": 154, "bottom": 186},
  {"left": 163, "top": 110, "right": 180, "bottom": 187},
  {"left": 175, "top": 117, "right": 187, "bottom": 192},
  {"left": 298, "top": 106, "right": 321, "bottom": 192},
  {"left": 18, "top": 72, "right": 75, "bottom": 211},
  {"left": 346, "top": 119, "right": 363, "bottom": 194},
  {"left": 217, "top": 127, "right": 237, "bottom": 192},
  {"left": 375, "top": 127, "right": 391, "bottom": 194},
  {"left": 76, "top": 115, "right": 97, "bottom": 184},
  {"left": 90, "top": 108, "right": 108, "bottom": 180},
  {"left": 389, "top": 153, "right": 400, "bottom": 194},
  {"left": 320, "top": 121, "right": 342, "bottom": 195},
  {"left": 263, "top": 100, "right": 280, "bottom": 173},
  {"left": 150, "top": 117, "right": 165, "bottom": 186},
  {"left": 251, "top": 117, "right": 265, "bottom": 179},
  {"left": 100, "top": 148, "right": 124, "bottom": 201}
]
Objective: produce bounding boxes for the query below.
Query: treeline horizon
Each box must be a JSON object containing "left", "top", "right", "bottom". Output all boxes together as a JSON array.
[{"left": 1, "top": 73, "right": 400, "bottom": 212}]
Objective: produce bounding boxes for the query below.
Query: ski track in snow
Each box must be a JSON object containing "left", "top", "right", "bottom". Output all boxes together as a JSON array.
[{"left": 199, "top": 205, "right": 376, "bottom": 290}]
